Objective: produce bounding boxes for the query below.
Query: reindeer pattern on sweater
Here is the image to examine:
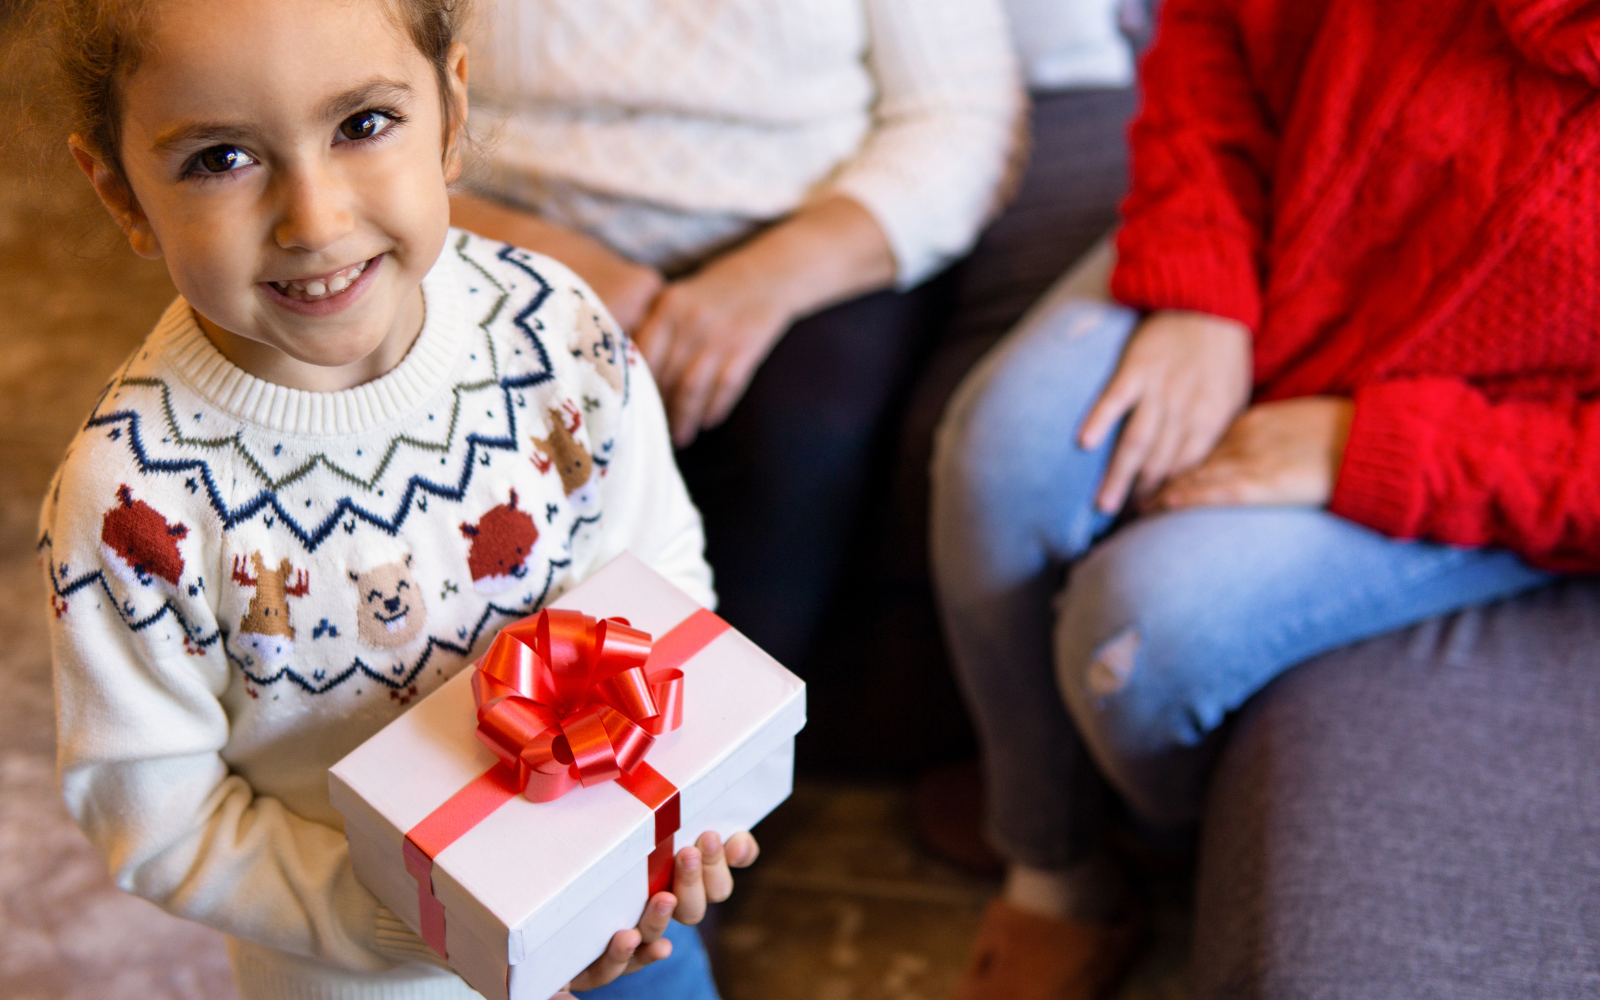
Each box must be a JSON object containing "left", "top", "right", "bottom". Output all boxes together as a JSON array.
[{"left": 39, "top": 232, "right": 702, "bottom": 725}]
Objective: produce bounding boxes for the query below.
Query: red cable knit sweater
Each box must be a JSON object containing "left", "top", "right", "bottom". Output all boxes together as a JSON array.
[{"left": 1112, "top": 0, "right": 1600, "bottom": 571}]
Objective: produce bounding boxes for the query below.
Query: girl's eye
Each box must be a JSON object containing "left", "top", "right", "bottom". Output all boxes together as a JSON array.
[
  {"left": 192, "top": 145, "right": 255, "bottom": 175},
  {"left": 338, "top": 110, "right": 394, "bottom": 142}
]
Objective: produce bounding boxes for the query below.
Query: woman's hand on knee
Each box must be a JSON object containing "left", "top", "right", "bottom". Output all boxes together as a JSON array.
[
  {"left": 1148, "top": 396, "right": 1354, "bottom": 510},
  {"left": 1079, "top": 309, "right": 1253, "bottom": 513},
  {"left": 635, "top": 257, "right": 794, "bottom": 447}
]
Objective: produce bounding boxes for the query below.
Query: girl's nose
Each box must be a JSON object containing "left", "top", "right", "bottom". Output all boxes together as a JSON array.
[{"left": 272, "top": 166, "right": 355, "bottom": 253}]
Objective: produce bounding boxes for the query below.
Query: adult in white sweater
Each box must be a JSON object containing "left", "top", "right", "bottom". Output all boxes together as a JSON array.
[{"left": 452, "top": 0, "right": 1023, "bottom": 673}]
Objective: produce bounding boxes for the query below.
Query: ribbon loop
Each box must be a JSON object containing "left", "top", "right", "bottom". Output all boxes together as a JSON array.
[{"left": 469, "top": 609, "right": 685, "bottom": 803}]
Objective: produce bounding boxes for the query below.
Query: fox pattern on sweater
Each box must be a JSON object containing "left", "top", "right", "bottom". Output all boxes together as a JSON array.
[{"left": 40, "top": 232, "right": 640, "bottom": 706}]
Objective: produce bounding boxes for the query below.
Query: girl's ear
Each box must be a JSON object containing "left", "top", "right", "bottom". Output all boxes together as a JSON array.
[
  {"left": 69, "top": 137, "right": 163, "bottom": 261},
  {"left": 442, "top": 41, "right": 471, "bottom": 185}
]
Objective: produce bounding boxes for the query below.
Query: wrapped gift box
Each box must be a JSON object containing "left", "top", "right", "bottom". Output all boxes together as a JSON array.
[{"left": 329, "top": 553, "right": 805, "bottom": 1000}]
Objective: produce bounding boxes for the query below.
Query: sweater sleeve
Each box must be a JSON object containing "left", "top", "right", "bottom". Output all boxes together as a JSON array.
[
  {"left": 558, "top": 286, "right": 716, "bottom": 610},
  {"left": 43, "top": 455, "right": 434, "bottom": 972},
  {"left": 1330, "top": 377, "right": 1600, "bottom": 572},
  {"left": 818, "top": 0, "right": 1025, "bottom": 288},
  {"left": 1111, "top": 0, "right": 1279, "bottom": 329}
]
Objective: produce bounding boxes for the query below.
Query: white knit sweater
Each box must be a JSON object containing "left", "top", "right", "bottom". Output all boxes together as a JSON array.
[
  {"left": 41, "top": 231, "right": 713, "bottom": 1000},
  {"left": 465, "top": 0, "right": 1024, "bottom": 285}
]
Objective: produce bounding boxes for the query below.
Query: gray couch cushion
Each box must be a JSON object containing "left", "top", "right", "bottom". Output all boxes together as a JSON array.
[{"left": 1193, "top": 579, "right": 1600, "bottom": 1000}]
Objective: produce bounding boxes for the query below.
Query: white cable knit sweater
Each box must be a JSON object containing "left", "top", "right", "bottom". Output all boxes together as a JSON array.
[
  {"left": 465, "top": 0, "right": 1024, "bottom": 285},
  {"left": 41, "top": 231, "right": 713, "bottom": 1000}
]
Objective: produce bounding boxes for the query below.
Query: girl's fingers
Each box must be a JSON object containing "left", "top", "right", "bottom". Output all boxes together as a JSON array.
[
  {"left": 1079, "top": 370, "right": 1141, "bottom": 450},
  {"left": 671, "top": 846, "right": 708, "bottom": 925},
  {"left": 566, "top": 928, "right": 642, "bottom": 992},
  {"left": 624, "top": 935, "right": 673, "bottom": 976},
  {"left": 1097, "top": 398, "right": 1162, "bottom": 514},
  {"left": 725, "top": 831, "right": 760, "bottom": 868},
  {"left": 697, "top": 831, "right": 736, "bottom": 904},
  {"left": 638, "top": 892, "right": 675, "bottom": 946}
]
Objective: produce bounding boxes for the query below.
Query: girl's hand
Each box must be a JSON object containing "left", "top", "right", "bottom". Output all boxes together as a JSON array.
[
  {"left": 1080, "top": 310, "right": 1253, "bottom": 513},
  {"left": 635, "top": 259, "right": 795, "bottom": 447},
  {"left": 667, "top": 830, "right": 760, "bottom": 926},
  {"left": 1148, "top": 397, "right": 1354, "bottom": 511},
  {"left": 556, "top": 831, "right": 761, "bottom": 996}
]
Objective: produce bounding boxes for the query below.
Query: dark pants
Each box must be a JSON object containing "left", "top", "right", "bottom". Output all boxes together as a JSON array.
[
  {"left": 808, "top": 86, "right": 1142, "bottom": 772},
  {"left": 679, "top": 87, "right": 1139, "bottom": 772},
  {"left": 676, "top": 281, "right": 954, "bottom": 673}
]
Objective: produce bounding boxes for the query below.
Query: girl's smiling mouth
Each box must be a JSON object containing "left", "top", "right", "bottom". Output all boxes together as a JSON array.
[{"left": 262, "top": 254, "right": 381, "bottom": 314}]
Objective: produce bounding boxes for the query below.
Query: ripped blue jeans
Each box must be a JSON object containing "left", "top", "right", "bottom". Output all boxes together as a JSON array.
[{"left": 929, "top": 283, "right": 1551, "bottom": 869}]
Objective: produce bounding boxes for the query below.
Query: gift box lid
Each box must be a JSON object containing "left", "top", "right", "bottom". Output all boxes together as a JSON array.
[{"left": 329, "top": 552, "right": 806, "bottom": 963}]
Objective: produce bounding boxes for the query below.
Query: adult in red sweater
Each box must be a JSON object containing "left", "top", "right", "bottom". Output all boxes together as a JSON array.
[{"left": 929, "top": 1, "right": 1600, "bottom": 997}]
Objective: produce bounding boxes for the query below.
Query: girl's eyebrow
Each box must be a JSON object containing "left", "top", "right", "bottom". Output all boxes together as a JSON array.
[
  {"left": 153, "top": 121, "right": 253, "bottom": 153},
  {"left": 151, "top": 79, "right": 415, "bottom": 152},
  {"left": 319, "top": 79, "right": 415, "bottom": 121}
]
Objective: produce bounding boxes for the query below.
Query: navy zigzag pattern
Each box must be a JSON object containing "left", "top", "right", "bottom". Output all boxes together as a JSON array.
[
  {"left": 77, "top": 242, "right": 558, "bottom": 554},
  {"left": 41, "top": 535, "right": 223, "bottom": 649}
]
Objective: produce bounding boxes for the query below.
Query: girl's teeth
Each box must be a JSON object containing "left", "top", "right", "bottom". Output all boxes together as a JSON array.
[{"left": 273, "top": 259, "right": 370, "bottom": 301}]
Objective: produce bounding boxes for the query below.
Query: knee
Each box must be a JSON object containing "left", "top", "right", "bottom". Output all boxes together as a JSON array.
[
  {"left": 931, "top": 301, "right": 1133, "bottom": 514},
  {"left": 1056, "top": 543, "right": 1233, "bottom": 736},
  {"left": 1051, "top": 545, "right": 1237, "bottom": 817}
]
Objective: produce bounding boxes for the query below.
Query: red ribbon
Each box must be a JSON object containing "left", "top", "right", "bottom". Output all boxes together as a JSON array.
[
  {"left": 471, "top": 609, "right": 685, "bottom": 802},
  {"left": 402, "top": 608, "right": 729, "bottom": 960}
]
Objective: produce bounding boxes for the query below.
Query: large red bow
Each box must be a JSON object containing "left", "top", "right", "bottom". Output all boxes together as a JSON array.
[{"left": 471, "top": 609, "right": 685, "bottom": 802}]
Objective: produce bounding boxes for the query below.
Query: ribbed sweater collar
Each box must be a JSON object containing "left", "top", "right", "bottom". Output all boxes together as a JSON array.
[{"left": 152, "top": 245, "right": 465, "bottom": 437}]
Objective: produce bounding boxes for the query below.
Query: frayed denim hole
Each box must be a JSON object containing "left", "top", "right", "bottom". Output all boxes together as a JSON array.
[{"left": 1086, "top": 627, "right": 1141, "bottom": 698}]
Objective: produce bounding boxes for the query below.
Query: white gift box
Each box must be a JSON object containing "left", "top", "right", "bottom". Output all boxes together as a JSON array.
[{"left": 329, "top": 553, "right": 806, "bottom": 1000}]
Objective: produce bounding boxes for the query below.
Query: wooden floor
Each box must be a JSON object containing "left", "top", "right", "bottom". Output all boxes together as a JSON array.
[{"left": 0, "top": 31, "right": 1190, "bottom": 998}]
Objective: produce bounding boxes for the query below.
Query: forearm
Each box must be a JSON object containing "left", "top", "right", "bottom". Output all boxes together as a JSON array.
[
  {"left": 450, "top": 192, "right": 612, "bottom": 265},
  {"left": 1332, "top": 378, "right": 1600, "bottom": 570},
  {"left": 713, "top": 196, "right": 896, "bottom": 323},
  {"left": 450, "top": 192, "right": 663, "bottom": 331}
]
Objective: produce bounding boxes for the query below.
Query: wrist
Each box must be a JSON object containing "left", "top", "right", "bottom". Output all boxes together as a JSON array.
[
  {"left": 715, "top": 197, "right": 895, "bottom": 320},
  {"left": 692, "top": 245, "right": 808, "bottom": 324}
]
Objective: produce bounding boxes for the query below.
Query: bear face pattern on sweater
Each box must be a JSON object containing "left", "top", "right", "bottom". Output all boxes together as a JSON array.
[
  {"left": 350, "top": 554, "right": 427, "bottom": 649},
  {"left": 40, "top": 232, "right": 632, "bottom": 705}
]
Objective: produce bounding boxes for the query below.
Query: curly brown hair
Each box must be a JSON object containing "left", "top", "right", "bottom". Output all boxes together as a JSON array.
[{"left": 48, "top": 0, "right": 470, "bottom": 180}]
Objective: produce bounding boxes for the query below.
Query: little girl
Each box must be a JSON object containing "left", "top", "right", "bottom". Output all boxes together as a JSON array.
[{"left": 40, "top": 1, "right": 753, "bottom": 998}]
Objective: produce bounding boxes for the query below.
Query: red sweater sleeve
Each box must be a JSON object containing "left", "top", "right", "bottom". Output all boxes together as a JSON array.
[
  {"left": 1331, "top": 378, "right": 1600, "bottom": 571},
  {"left": 1112, "top": 0, "right": 1284, "bottom": 330}
]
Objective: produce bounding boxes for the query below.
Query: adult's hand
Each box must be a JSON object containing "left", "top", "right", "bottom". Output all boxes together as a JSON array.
[
  {"left": 635, "top": 196, "right": 896, "bottom": 447},
  {"left": 1079, "top": 309, "right": 1254, "bottom": 513},
  {"left": 450, "top": 193, "right": 663, "bottom": 333},
  {"left": 1149, "top": 397, "right": 1354, "bottom": 510},
  {"left": 634, "top": 251, "right": 795, "bottom": 447}
]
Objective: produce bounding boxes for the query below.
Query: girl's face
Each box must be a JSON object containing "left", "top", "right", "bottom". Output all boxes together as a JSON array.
[{"left": 78, "top": 0, "right": 467, "bottom": 391}]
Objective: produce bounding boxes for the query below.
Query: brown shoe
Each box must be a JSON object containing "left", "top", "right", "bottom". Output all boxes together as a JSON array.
[{"left": 951, "top": 899, "right": 1143, "bottom": 1000}]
